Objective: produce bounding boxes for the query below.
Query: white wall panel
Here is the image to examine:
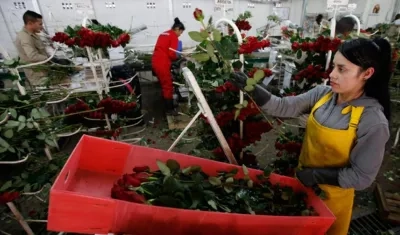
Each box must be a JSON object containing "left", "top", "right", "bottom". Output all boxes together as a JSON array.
[
  {"left": 238, "top": 0, "right": 272, "bottom": 36},
  {"left": 362, "top": 0, "right": 395, "bottom": 27},
  {"left": 37, "top": 0, "right": 94, "bottom": 35},
  {"left": 92, "top": 0, "right": 171, "bottom": 48},
  {"left": 0, "top": 9, "right": 18, "bottom": 57},
  {"left": 0, "top": 0, "right": 37, "bottom": 57},
  {"left": 283, "top": 0, "right": 302, "bottom": 25},
  {"left": 172, "top": 0, "right": 208, "bottom": 48}
]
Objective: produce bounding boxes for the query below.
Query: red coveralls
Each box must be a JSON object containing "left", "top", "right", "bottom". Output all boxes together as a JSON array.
[{"left": 152, "top": 29, "right": 179, "bottom": 100}]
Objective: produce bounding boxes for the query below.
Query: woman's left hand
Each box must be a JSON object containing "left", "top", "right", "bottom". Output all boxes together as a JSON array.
[{"left": 296, "top": 167, "right": 341, "bottom": 187}]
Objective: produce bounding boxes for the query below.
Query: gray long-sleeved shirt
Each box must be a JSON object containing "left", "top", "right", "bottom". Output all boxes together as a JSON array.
[{"left": 261, "top": 85, "right": 389, "bottom": 190}]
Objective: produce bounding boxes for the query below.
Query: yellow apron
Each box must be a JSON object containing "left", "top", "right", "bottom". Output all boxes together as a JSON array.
[{"left": 299, "top": 92, "right": 364, "bottom": 235}]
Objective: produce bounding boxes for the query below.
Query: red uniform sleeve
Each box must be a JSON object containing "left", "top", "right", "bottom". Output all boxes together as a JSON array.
[{"left": 168, "top": 32, "right": 179, "bottom": 61}]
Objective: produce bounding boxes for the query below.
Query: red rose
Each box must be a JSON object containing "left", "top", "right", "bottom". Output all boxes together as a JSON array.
[
  {"left": 134, "top": 172, "right": 150, "bottom": 183},
  {"left": 263, "top": 69, "right": 273, "bottom": 77},
  {"left": 111, "top": 184, "right": 146, "bottom": 203},
  {"left": 300, "top": 42, "right": 309, "bottom": 51},
  {"left": 215, "top": 86, "right": 226, "bottom": 93},
  {"left": 275, "top": 142, "right": 284, "bottom": 150},
  {"left": 122, "top": 174, "right": 141, "bottom": 187},
  {"left": 291, "top": 42, "right": 300, "bottom": 51},
  {"left": 0, "top": 192, "right": 20, "bottom": 204},
  {"left": 125, "top": 191, "right": 146, "bottom": 203},
  {"left": 193, "top": 8, "right": 204, "bottom": 21},
  {"left": 65, "top": 38, "right": 76, "bottom": 47}
]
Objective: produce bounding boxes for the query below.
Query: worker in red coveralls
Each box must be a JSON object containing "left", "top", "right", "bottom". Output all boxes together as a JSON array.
[{"left": 152, "top": 17, "right": 185, "bottom": 115}]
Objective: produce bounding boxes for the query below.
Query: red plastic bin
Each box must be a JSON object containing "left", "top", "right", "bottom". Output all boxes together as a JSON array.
[{"left": 47, "top": 135, "right": 335, "bottom": 235}]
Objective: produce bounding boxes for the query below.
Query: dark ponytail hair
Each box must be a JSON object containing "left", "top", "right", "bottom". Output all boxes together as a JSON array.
[
  {"left": 316, "top": 14, "right": 323, "bottom": 25},
  {"left": 172, "top": 17, "right": 185, "bottom": 31},
  {"left": 336, "top": 17, "right": 356, "bottom": 36},
  {"left": 338, "top": 37, "right": 392, "bottom": 120}
]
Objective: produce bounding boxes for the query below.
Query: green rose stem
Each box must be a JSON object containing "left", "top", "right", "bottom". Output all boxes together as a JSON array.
[
  {"left": 196, "top": 19, "right": 292, "bottom": 140},
  {"left": 199, "top": 20, "right": 232, "bottom": 72},
  {"left": 194, "top": 16, "right": 291, "bottom": 142}
]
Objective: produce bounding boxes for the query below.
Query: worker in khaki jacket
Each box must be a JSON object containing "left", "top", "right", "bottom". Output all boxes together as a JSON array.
[{"left": 15, "top": 10, "right": 48, "bottom": 86}]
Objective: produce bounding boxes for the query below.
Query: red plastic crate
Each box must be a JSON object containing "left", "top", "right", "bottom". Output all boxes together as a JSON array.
[{"left": 48, "top": 135, "right": 335, "bottom": 235}]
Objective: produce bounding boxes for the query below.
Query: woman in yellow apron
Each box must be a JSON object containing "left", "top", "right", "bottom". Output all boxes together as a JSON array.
[{"left": 232, "top": 37, "right": 391, "bottom": 235}]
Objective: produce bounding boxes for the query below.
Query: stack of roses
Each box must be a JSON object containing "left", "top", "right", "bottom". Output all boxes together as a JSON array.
[
  {"left": 215, "top": 81, "right": 239, "bottom": 93},
  {"left": 200, "top": 100, "right": 261, "bottom": 127},
  {"left": 63, "top": 97, "right": 137, "bottom": 138},
  {"left": 52, "top": 27, "right": 130, "bottom": 48},
  {"left": 64, "top": 97, "right": 137, "bottom": 117},
  {"left": 293, "top": 64, "right": 331, "bottom": 83},
  {"left": 235, "top": 20, "right": 252, "bottom": 31},
  {"left": 188, "top": 8, "right": 274, "bottom": 167},
  {"left": 111, "top": 166, "right": 151, "bottom": 203},
  {"left": 291, "top": 36, "right": 342, "bottom": 53},
  {"left": 97, "top": 97, "right": 137, "bottom": 114},
  {"left": 111, "top": 159, "right": 316, "bottom": 216},
  {"left": 227, "top": 11, "right": 252, "bottom": 35},
  {"left": 212, "top": 119, "right": 273, "bottom": 162},
  {"left": 239, "top": 36, "right": 271, "bottom": 54}
]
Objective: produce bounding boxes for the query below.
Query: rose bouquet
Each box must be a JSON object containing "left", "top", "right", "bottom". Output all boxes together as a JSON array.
[{"left": 111, "top": 159, "right": 317, "bottom": 216}]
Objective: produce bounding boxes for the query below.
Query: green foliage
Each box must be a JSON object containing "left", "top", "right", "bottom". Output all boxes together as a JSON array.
[{"left": 128, "top": 159, "right": 315, "bottom": 216}]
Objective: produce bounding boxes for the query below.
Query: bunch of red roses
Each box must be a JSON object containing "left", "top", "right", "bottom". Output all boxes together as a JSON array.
[
  {"left": 244, "top": 121, "right": 273, "bottom": 144},
  {"left": 97, "top": 97, "right": 137, "bottom": 114},
  {"left": 52, "top": 27, "right": 130, "bottom": 48},
  {"left": 64, "top": 99, "right": 91, "bottom": 114},
  {"left": 293, "top": 64, "right": 331, "bottom": 82},
  {"left": 214, "top": 111, "right": 235, "bottom": 127},
  {"left": 235, "top": 20, "right": 252, "bottom": 31},
  {"left": 111, "top": 166, "right": 151, "bottom": 203},
  {"left": 238, "top": 36, "right": 271, "bottom": 54},
  {"left": 236, "top": 101, "right": 261, "bottom": 121},
  {"left": 291, "top": 36, "right": 342, "bottom": 53},
  {"left": 215, "top": 81, "right": 239, "bottom": 93},
  {"left": 64, "top": 97, "right": 137, "bottom": 117},
  {"left": 201, "top": 100, "right": 260, "bottom": 127},
  {"left": 213, "top": 120, "right": 272, "bottom": 159}
]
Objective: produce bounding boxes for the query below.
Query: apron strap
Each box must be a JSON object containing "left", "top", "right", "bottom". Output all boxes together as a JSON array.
[
  {"left": 311, "top": 92, "right": 333, "bottom": 113},
  {"left": 349, "top": 106, "right": 364, "bottom": 130}
]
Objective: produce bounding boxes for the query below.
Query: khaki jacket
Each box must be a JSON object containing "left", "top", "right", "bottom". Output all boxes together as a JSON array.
[{"left": 15, "top": 28, "right": 48, "bottom": 85}]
